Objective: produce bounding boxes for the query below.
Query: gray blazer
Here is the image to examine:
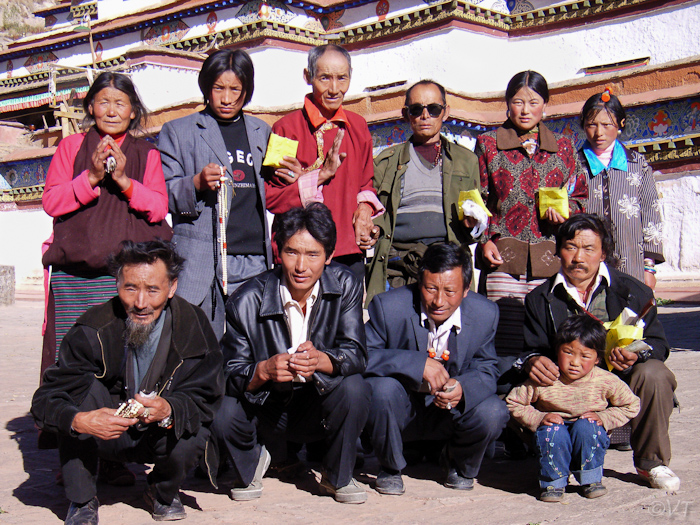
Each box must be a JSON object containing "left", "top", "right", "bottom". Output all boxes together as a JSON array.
[
  {"left": 159, "top": 110, "right": 272, "bottom": 306},
  {"left": 364, "top": 284, "right": 500, "bottom": 415}
]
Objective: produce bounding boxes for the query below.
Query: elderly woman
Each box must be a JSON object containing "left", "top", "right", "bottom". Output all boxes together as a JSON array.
[
  {"left": 579, "top": 88, "right": 664, "bottom": 288},
  {"left": 475, "top": 70, "right": 588, "bottom": 355},
  {"left": 42, "top": 72, "right": 171, "bottom": 375},
  {"left": 159, "top": 49, "right": 272, "bottom": 341},
  {"left": 40, "top": 73, "right": 171, "bottom": 481}
]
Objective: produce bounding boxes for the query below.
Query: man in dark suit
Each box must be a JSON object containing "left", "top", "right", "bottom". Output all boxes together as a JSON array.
[
  {"left": 521, "top": 213, "right": 679, "bottom": 491},
  {"left": 364, "top": 242, "right": 508, "bottom": 495}
]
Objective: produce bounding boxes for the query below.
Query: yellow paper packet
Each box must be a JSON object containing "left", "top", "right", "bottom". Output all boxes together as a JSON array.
[
  {"left": 458, "top": 189, "right": 492, "bottom": 220},
  {"left": 538, "top": 187, "right": 569, "bottom": 219},
  {"left": 262, "top": 133, "right": 299, "bottom": 168},
  {"left": 603, "top": 308, "right": 645, "bottom": 371}
]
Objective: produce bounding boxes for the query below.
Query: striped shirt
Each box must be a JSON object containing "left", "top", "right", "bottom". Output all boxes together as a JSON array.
[{"left": 581, "top": 141, "right": 664, "bottom": 281}]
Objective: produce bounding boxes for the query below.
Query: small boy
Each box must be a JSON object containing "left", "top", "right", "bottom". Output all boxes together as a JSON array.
[{"left": 506, "top": 315, "right": 640, "bottom": 502}]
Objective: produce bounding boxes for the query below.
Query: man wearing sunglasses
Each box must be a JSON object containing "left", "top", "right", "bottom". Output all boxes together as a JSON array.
[{"left": 366, "top": 80, "right": 481, "bottom": 305}]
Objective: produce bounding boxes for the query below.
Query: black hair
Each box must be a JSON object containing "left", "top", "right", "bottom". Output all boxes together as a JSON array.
[
  {"left": 307, "top": 44, "right": 352, "bottom": 79},
  {"left": 404, "top": 80, "right": 447, "bottom": 106},
  {"left": 556, "top": 213, "right": 616, "bottom": 266},
  {"left": 198, "top": 49, "right": 255, "bottom": 107},
  {"left": 554, "top": 314, "right": 607, "bottom": 362},
  {"left": 505, "top": 70, "right": 550, "bottom": 104},
  {"left": 579, "top": 91, "right": 626, "bottom": 131},
  {"left": 109, "top": 240, "right": 185, "bottom": 282},
  {"left": 418, "top": 242, "right": 473, "bottom": 289},
  {"left": 273, "top": 203, "right": 337, "bottom": 258},
  {"left": 83, "top": 72, "right": 147, "bottom": 132}
]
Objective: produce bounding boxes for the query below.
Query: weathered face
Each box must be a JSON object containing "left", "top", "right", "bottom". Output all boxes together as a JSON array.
[
  {"left": 279, "top": 229, "right": 333, "bottom": 304},
  {"left": 557, "top": 339, "right": 600, "bottom": 383},
  {"left": 584, "top": 109, "right": 623, "bottom": 152},
  {"left": 507, "top": 86, "right": 547, "bottom": 133},
  {"left": 419, "top": 267, "right": 468, "bottom": 326},
  {"left": 304, "top": 50, "right": 351, "bottom": 118},
  {"left": 209, "top": 71, "right": 246, "bottom": 120},
  {"left": 559, "top": 229, "right": 607, "bottom": 289},
  {"left": 117, "top": 260, "right": 177, "bottom": 326},
  {"left": 406, "top": 83, "right": 448, "bottom": 144},
  {"left": 89, "top": 86, "right": 135, "bottom": 136}
]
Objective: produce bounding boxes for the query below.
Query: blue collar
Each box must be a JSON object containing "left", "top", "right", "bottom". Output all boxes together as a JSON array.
[{"left": 583, "top": 140, "right": 628, "bottom": 176}]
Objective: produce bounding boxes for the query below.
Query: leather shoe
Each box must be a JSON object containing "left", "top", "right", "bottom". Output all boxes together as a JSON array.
[
  {"left": 375, "top": 468, "right": 405, "bottom": 495},
  {"left": 440, "top": 450, "right": 474, "bottom": 490},
  {"left": 65, "top": 497, "right": 99, "bottom": 525},
  {"left": 444, "top": 468, "right": 474, "bottom": 490},
  {"left": 144, "top": 486, "right": 187, "bottom": 521}
]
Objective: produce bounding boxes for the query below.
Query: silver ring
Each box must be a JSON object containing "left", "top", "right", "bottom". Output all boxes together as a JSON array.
[
  {"left": 446, "top": 403, "right": 453, "bottom": 410},
  {"left": 143, "top": 408, "right": 150, "bottom": 419}
]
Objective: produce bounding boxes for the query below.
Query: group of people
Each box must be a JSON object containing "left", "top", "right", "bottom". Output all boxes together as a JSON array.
[{"left": 30, "top": 42, "right": 677, "bottom": 525}]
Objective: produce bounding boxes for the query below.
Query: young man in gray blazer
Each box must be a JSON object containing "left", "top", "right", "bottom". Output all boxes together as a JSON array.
[{"left": 159, "top": 49, "right": 272, "bottom": 340}]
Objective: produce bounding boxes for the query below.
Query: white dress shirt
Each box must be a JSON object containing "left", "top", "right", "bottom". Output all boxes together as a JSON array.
[
  {"left": 420, "top": 304, "right": 462, "bottom": 359},
  {"left": 280, "top": 277, "right": 320, "bottom": 382}
]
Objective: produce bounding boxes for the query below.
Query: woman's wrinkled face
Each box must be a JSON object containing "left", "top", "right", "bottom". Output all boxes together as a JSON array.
[
  {"left": 584, "top": 110, "right": 623, "bottom": 152},
  {"left": 89, "top": 87, "right": 135, "bottom": 136},
  {"left": 507, "top": 86, "right": 547, "bottom": 133},
  {"left": 209, "top": 71, "right": 246, "bottom": 120}
]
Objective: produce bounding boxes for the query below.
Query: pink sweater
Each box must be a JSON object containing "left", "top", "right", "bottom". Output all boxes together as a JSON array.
[{"left": 42, "top": 132, "right": 168, "bottom": 223}]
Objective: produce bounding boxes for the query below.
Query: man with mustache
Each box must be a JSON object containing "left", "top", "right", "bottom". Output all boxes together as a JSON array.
[
  {"left": 32, "top": 240, "right": 223, "bottom": 524},
  {"left": 519, "top": 214, "right": 679, "bottom": 491}
]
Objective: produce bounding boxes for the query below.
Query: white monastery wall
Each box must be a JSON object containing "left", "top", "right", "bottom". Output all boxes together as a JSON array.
[
  {"left": 656, "top": 174, "right": 700, "bottom": 278},
  {"left": 0, "top": 209, "right": 53, "bottom": 286}
]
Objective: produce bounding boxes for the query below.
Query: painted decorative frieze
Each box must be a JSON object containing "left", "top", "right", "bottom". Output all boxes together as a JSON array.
[{"left": 142, "top": 20, "right": 191, "bottom": 46}]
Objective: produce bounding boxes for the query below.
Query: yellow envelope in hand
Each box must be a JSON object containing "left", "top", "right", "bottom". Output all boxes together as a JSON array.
[
  {"left": 458, "top": 189, "right": 492, "bottom": 220},
  {"left": 603, "top": 310, "right": 645, "bottom": 371},
  {"left": 263, "top": 133, "right": 299, "bottom": 168},
  {"left": 538, "top": 187, "right": 569, "bottom": 219}
]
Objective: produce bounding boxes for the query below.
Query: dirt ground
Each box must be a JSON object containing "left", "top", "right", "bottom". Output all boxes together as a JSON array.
[{"left": 0, "top": 300, "right": 698, "bottom": 525}]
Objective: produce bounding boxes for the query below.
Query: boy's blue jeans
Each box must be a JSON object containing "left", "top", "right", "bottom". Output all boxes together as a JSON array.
[{"left": 533, "top": 418, "right": 611, "bottom": 489}]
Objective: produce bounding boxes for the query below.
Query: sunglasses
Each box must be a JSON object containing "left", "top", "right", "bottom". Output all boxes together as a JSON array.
[{"left": 405, "top": 103, "right": 445, "bottom": 118}]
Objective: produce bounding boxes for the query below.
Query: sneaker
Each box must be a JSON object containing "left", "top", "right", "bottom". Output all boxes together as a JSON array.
[
  {"left": 144, "top": 486, "right": 187, "bottom": 521},
  {"left": 65, "top": 497, "right": 99, "bottom": 525},
  {"left": 231, "top": 445, "right": 271, "bottom": 501},
  {"left": 98, "top": 459, "right": 135, "bottom": 486},
  {"left": 636, "top": 465, "right": 681, "bottom": 491},
  {"left": 375, "top": 468, "right": 405, "bottom": 495},
  {"left": 319, "top": 476, "right": 367, "bottom": 504},
  {"left": 540, "top": 486, "right": 565, "bottom": 503},
  {"left": 582, "top": 482, "right": 607, "bottom": 499}
]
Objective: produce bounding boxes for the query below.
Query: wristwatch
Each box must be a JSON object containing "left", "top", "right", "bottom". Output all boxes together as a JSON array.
[
  {"left": 636, "top": 347, "right": 653, "bottom": 363},
  {"left": 158, "top": 414, "right": 173, "bottom": 429}
]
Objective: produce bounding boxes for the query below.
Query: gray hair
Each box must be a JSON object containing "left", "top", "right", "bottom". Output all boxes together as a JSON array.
[{"left": 307, "top": 44, "right": 352, "bottom": 79}]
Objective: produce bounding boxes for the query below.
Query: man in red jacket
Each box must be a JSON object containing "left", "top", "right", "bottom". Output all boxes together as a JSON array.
[{"left": 265, "top": 44, "right": 384, "bottom": 281}]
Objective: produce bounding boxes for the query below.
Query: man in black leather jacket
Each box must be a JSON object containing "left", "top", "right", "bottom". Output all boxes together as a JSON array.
[{"left": 212, "top": 203, "right": 371, "bottom": 504}]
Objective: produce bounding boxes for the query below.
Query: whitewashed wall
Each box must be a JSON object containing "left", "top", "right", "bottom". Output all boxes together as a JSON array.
[
  {"left": 0, "top": 209, "right": 53, "bottom": 286},
  {"left": 657, "top": 174, "right": 700, "bottom": 279}
]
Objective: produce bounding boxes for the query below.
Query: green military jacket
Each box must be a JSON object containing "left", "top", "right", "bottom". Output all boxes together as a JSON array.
[{"left": 366, "top": 135, "right": 480, "bottom": 305}]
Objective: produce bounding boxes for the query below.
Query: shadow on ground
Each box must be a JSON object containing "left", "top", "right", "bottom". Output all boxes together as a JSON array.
[
  {"left": 658, "top": 307, "right": 700, "bottom": 350},
  {"left": 6, "top": 413, "right": 214, "bottom": 520}
]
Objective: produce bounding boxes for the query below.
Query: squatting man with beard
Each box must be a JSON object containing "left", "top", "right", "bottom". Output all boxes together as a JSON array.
[{"left": 32, "top": 240, "right": 223, "bottom": 524}]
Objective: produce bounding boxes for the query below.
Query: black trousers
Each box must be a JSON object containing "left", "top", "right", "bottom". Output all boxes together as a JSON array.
[
  {"left": 365, "top": 376, "right": 509, "bottom": 478},
  {"left": 212, "top": 374, "right": 370, "bottom": 488},
  {"left": 58, "top": 380, "right": 208, "bottom": 505}
]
